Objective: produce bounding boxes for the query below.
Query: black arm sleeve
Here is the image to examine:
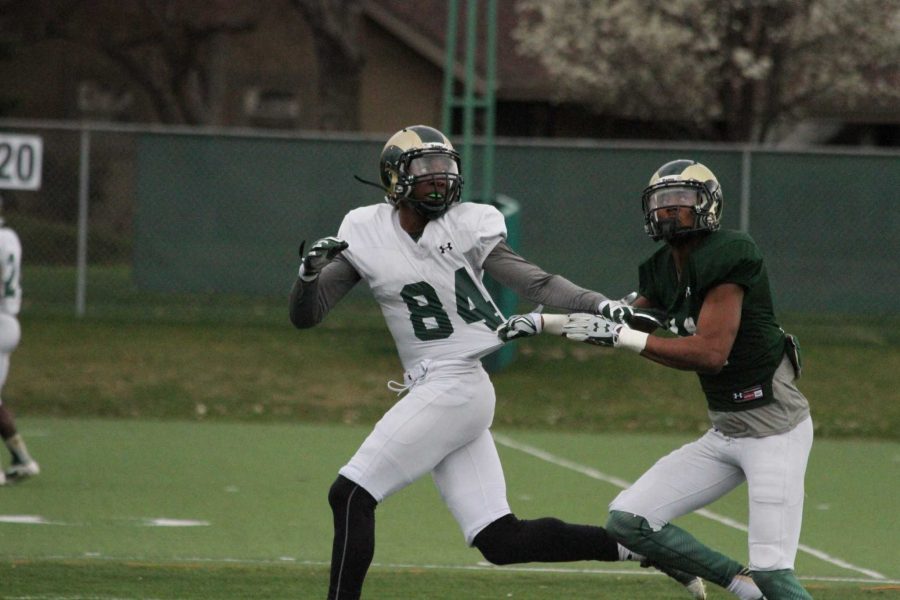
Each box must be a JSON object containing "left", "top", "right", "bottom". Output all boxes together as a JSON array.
[
  {"left": 482, "top": 240, "right": 608, "bottom": 312},
  {"left": 289, "top": 254, "right": 361, "bottom": 328}
]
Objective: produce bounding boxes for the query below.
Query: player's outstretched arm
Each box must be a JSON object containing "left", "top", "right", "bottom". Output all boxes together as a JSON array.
[
  {"left": 563, "top": 284, "right": 743, "bottom": 374},
  {"left": 289, "top": 237, "right": 360, "bottom": 329},
  {"left": 483, "top": 241, "right": 607, "bottom": 312},
  {"left": 496, "top": 313, "right": 569, "bottom": 341}
]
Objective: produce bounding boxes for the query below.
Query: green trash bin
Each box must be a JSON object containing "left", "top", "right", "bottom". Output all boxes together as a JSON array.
[{"left": 476, "top": 194, "right": 521, "bottom": 373}]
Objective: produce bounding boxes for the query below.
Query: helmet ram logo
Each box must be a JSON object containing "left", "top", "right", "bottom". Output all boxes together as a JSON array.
[
  {"left": 641, "top": 159, "right": 723, "bottom": 241},
  {"left": 379, "top": 125, "right": 463, "bottom": 220}
]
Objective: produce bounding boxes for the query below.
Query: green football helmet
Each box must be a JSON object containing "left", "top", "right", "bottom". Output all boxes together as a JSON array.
[
  {"left": 642, "top": 159, "right": 723, "bottom": 241},
  {"left": 380, "top": 125, "right": 463, "bottom": 219}
]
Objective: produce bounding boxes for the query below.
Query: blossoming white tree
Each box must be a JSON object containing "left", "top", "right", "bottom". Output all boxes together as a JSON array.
[{"left": 513, "top": 0, "right": 900, "bottom": 142}]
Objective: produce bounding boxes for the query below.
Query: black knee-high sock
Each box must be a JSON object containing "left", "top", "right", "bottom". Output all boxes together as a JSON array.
[
  {"left": 327, "top": 476, "right": 378, "bottom": 600},
  {"left": 473, "top": 514, "right": 620, "bottom": 564}
]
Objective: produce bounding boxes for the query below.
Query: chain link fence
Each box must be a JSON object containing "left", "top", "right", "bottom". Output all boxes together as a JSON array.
[{"left": 1, "top": 119, "right": 898, "bottom": 321}]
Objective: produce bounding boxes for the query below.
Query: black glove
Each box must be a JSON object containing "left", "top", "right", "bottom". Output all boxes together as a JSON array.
[
  {"left": 299, "top": 237, "right": 348, "bottom": 280},
  {"left": 597, "top": 299, "right": 665, "bottom": 330}
]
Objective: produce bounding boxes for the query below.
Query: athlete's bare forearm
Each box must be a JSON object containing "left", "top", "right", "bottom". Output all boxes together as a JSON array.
[
  {"left": 642, "top": 335, "right": 725, "bottom": 373},
  {"left": 637, "top": 285, "right": 743, "bottom": 373}
]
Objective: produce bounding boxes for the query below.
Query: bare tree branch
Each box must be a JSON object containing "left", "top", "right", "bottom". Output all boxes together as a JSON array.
[
  {"left": 2, "top": 0, "right": 260, "bottom": 124},
  {"left": 290, "top": 0, "right": 364, "bottom": 131}
]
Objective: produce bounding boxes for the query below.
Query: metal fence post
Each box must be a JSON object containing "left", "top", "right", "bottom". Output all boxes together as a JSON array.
[
  {"left": 740, "top": 148, "right": 751, "bottom": 233},
  {"left": 75, "top": 126, "right": 90, "bottom": 317}
]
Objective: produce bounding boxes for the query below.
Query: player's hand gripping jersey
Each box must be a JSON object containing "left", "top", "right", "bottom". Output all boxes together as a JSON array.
[
  {"left": 338, "top": 202, "right": 506, "bottom": 371},
  {"left": 638, "top": 230, "right": 785, "bottom": 412}
]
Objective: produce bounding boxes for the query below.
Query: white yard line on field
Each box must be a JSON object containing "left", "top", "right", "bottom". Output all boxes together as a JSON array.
[
  {"left": 492, "top": 433, "right": 888, "bottom": 581},
  {"left": 13, "top": 555, "right": 900, "bottom": 587},
  {"left": 353, "top": 561, "right": 900, "bottom": 586},
  {"left": 5, "top": 597, "right": 168, "bottom": 600}
]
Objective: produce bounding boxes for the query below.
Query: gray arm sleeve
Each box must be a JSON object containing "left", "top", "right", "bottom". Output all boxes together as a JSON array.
[
  {"left": 483, "top": 240, "right": 608, "bottom": 311},
  {"left": 289, "top": 254, "right": 361, "bottom": 328}
]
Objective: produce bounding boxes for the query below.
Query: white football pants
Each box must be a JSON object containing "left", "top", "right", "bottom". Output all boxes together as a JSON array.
[
  {"left": 0, "top": 313, "right": 20, "bottom": 404},
  {"left": 610, "top": 410, "right": 813, "bottom": 571},
  {"left": 339, "top": 358, "right": 510, "bottom": 544}
]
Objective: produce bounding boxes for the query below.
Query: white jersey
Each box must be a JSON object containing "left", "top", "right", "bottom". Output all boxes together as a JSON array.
[
  {"left": 338, "top": 203, "right": 506, "bottom": 371},
  {"left": 0, "top": 226, "right": 22, "bottom": 316}
]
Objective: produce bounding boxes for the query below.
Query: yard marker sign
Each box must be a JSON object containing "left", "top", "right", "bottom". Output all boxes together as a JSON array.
[{"left": 0, "top": 133, "right": 43, "bottom": 190}]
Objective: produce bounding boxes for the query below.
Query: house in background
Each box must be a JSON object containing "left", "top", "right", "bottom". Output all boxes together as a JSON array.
[
  {"left": 0, "top": 0, "right": 896, "bottom": 146},
  {"left": 364, "top": 0, "right": 899, "bottom": 145},
  {"left": 360, "top": 0, "right": 624, "bottom": 139}
]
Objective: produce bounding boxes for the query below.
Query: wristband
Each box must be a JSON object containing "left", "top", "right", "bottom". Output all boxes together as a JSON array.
[
  {"left": 615, "top": 326, "right": 649, "bottom": 353},
  {"left": 298, "top": 263, "right": 319, "bottom": 282},
  {"left": 541, "top": 314, "right": 568, "bottom": 336}
]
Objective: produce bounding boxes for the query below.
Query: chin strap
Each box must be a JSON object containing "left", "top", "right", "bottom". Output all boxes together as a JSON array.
[{"left": 353, "top": 174, "right": 386, "bottom": 192}]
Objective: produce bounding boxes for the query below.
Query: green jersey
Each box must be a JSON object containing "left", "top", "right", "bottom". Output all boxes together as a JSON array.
[{"left": 638, "top": 230, "right": 785, "bottom": 412}]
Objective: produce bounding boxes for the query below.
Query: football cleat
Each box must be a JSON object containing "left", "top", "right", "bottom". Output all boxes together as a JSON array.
[
  {"left": 684, "top": 577, "right": 708, "bottom": 599},
  {"left": 731, "top": 567, "right": 766, "bottom": 600},
  {"left": 6, "top": 459, "right": 40, "bottom": 482},
  {"left": 642, "top": 559, "right": 707, "bottom": 599}
]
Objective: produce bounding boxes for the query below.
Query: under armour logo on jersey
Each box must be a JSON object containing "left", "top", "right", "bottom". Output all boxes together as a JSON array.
[
  {"left": 685, "top": 286, "right": 692, "bottom": 298},
  {"left": 439, "top": 242, "right": 453, "bottom": 254},
  {"left": 731, "top": 384, "right": 764, "bottom": 403}
]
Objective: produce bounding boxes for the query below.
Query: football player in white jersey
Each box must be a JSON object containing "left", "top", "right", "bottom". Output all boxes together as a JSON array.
[
  {"left": 290, "top": 126, "right": 710, "bottom": 600},
  {"left": 0, "top": 194, "right": 40, "bottom": 485}
]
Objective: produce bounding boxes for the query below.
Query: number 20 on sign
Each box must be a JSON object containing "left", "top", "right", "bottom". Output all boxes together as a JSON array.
[{"left": 0, "top": 133, "right": 43, "bottom": 191}]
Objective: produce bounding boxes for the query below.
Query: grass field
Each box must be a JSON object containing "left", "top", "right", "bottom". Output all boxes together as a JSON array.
[
  {"left": 11, "top": 282, "right": 900, "bottom": 439},
  {"left": 1, "top": 418, "right": 898, "bottom": 599},
  {"left": 1, "top": 265, "right": 898, "bottom": 598}
]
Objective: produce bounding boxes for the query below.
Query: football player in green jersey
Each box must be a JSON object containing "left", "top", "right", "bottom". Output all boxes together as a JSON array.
[{"left": 560, "top": 159, "right": 814, "bottom": 599}]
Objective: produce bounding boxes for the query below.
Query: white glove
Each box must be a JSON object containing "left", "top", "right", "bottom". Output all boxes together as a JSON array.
[
  {"left": 563, "top": 313, "right": 649, "bottom": 353},
  {"left": 496, "top": 313, "right": 543, "bottom": 342},
  {"left": 299, "top": 236, "right": 349, "bottom": 280},
  {"left": 564, "top": 313, "right": 620, "bottom": 346}
]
